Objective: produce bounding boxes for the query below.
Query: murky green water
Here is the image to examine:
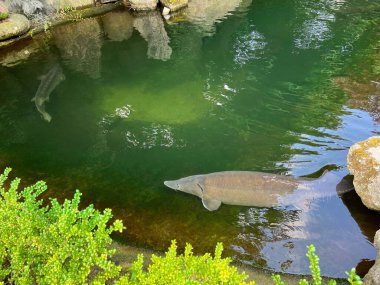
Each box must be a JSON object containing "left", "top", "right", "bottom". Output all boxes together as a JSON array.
[{"left": 1, "top": 0, "right": 380, "bottom": 278}]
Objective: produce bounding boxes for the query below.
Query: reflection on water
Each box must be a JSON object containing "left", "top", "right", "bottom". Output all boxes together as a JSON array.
[
  {"left": 134, "top": 11, "right": 172, "bottom": 61},
  {"left": 53, "top": 18, "right": 103, "bottom": 79},
  {"left": 0, "top": 0, "right": 380, "bottom": 278},
  {"left": 102, "top": 10, "right": 134, "bottom": 42}
]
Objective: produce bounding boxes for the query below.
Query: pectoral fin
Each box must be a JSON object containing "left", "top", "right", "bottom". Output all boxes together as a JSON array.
[{"left": 202, "top": 198, "right": 221, "bottom": 211}]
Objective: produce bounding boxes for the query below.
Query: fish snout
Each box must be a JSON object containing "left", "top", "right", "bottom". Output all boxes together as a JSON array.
[{"left": 164, "top": 180, "right": 178, "bottom": 190}]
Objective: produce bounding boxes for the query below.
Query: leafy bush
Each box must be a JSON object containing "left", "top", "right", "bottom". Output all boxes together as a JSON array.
[
  {"left": 115, "top": 241, "right": 255, "bottom": 285},
  {"left": 0, "top": 168, "right": 124, "bottom": 285}
]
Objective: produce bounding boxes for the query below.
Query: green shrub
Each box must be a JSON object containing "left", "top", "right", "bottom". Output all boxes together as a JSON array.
[
  {"left": 115, "top": 241, "right": 255, "bottom": 285},
  {"left": 0, "top": 168, "right": 124, "bottom": 285}
]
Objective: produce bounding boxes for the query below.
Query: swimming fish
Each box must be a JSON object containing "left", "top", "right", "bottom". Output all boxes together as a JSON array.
[
  {"left": 32, "top": 64, "right": 65, "bottom": 122},
  {"left": 164, "top": 171, "right": 339, "bottom": 211}
]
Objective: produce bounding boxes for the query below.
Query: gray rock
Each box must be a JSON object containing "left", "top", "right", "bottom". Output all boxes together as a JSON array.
[
  {"left": 129, "top": 0, "right": 158, "bottom": 11},
  {"left": 0, "top": 13, "right": 30, "bottom": 40},
  {"left": 100, "top": 0, "right": 117, "bottom": 3},
  {"left": 364, "top": 230, "right": 380, "bottom": 285},
  {"left": 22, "top": 0, "right": 43, "bottom": 17},
  {"left": 160, "top": 0, "right": 188, "bottom": 12},
  {"left": 45, "top": 0, "right": 94, "bottom": 10},
  {"left": 347, "top": 136, "right": 380, "bottom": 211}
]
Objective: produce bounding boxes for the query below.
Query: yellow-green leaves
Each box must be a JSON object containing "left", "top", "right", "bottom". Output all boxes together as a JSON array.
[
  {"left": 116, "top": 240, "right": 255, "bottom": 285},
  {"left": 0, "top": 168, "right": 124, "bottom": 285}
]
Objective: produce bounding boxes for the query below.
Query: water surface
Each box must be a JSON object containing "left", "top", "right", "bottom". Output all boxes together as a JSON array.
[{"left": 0, "top": 0, "right": 380, "bottom": 277}]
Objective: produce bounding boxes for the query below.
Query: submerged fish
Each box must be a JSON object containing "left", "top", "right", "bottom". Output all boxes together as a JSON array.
[
  {"left": 32, "top": 64, "right": 65, "bottom": 122},
  {"left": 164, "top": 171, "right": 340, "bottom": 211}
]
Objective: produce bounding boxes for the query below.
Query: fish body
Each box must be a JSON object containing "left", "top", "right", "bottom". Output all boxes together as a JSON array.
[
  {"left": 164, "top": 171, "right": 333, "bottom": 211},
  {"left": 32, "top": 64, "right": 65, "bottom": 122}
]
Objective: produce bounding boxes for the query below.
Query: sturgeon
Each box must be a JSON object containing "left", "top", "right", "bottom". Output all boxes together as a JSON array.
[{"left": 164, "top": 171, "right": 341, "bottom": 211}]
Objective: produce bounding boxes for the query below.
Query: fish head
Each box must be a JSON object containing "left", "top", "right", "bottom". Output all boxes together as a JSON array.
[{"left": 164, "top": 176, "right": 202, "bottom": 197}]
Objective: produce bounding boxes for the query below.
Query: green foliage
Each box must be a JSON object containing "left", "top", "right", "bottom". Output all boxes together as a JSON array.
[
  {"left": 346, "top": 268, "right": 363, "bottom": 285},
  {"left": 0, "top": 168, "right": 125, "bottom": 285},
  {"left": 0, "top": 12, "right": 8, "bottom": 20},
  {"left": 115, "top": 241, "right": 255, "bottom": 285},
  {"left": 272, "top": 245, "right": 361, "bottom": 285}
]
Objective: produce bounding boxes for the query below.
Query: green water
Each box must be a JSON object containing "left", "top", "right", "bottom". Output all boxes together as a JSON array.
[{"left": 1, "top": 0, "right": 380, "bottom": 278}]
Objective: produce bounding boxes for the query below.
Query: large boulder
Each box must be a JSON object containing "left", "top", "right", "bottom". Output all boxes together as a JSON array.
[
  {"left": 364, "top": 230, "right": 380, "bottom": 285},
  {"left": 0, "top": 13, "right": 30, "bottom": 40},
  {"left": 348, "top": 136, "right": 380, "bottom": 211},
  {"left": 128, "top": 0, "right": 158, "bottom": 11}
]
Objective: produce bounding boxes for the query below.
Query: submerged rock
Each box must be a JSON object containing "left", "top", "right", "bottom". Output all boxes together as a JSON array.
[
  {"left": 0, "top": 13, "right": 30, "bottom": 40},
  {"left": 160, "top": 0, "right": 188, "bottom": 12},
  {"left": 133, "top": 11, "right": 172, "bottom": 61},
  {"left": 364, "top": 230, "right": 380, "bottom": 285},
  {"left": 0, "top": 2, "right": 9, "bottom": 20},
  {"left": 347, "top": 136, "right": 380, "bottom": 211},
  {"left": 129, "top": 0, "right": 158, "bottom": 11}
]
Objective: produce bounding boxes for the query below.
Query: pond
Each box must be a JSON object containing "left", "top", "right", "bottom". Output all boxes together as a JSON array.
[{"left": 0, "top": 0, "right": 380, "bottom": 278}]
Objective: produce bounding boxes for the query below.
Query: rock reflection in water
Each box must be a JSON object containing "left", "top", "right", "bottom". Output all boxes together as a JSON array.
[
  {"left": 53, "top": 18, "right": 103, "bottom": 79},
  {"left": 185, "top": 0, "right": 252, "bottom": 35},
  {"left": 335, "top": 77, "right": 380, "bottom": 122},
  {"left": 102, "top": 10, "right": 134, "bottom": 42},
  {"left": 134, "top": 11, "right": 172, "bottom": 61}
]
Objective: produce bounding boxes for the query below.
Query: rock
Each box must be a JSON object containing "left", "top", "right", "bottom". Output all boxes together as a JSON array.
[
  {"left": 21, "top": 0, "right": 44, "bottom": 17},
  {"left": 364, "top": 230, "right": 380, "bottom": 285},
  {"left": 0, "top": 14, "right": 30, "bottom": 41},
  {"left": 45, "top": 0, "right": 94, "bottom": 10},
  {"left": 0, "top": 2, "right": 9, "bottom": 20},
  {"left": 100, "top": 0, "right": 117, "bottom": 3},
  {"left": 160, "top": 0, "right": 188, "bottom": 12},
  {"left": 162, "top": 6, "right": 170, "bottom": 15},
  {"left": 347, "top": 136, "right": 380, "bottom": 211},
  {"left": 129, "top": 0, "right": 158, "bottom": 11}
]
